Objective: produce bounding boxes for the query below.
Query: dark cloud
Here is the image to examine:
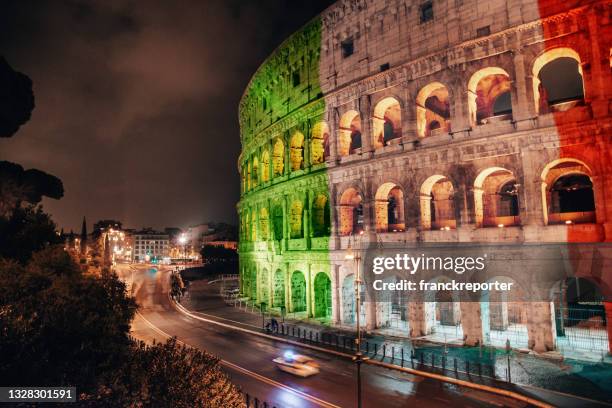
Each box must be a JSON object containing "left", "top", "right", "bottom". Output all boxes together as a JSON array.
[{"left": 0, "top": 0, "right": 333, "bottom": 231}]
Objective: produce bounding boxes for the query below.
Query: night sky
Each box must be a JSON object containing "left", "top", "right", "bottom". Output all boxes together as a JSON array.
[{"left": 0, "top": 0, "right": 334, "bottom": 232}]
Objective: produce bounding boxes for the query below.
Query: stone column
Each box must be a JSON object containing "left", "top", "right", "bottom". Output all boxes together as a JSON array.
[
  {"left": 402, "top": 82, "right": 418, "bottom": 144},
  {"left": 306, "top": 264, "right": 313, "bottom": 318},
  {"left": 459, "top": 302, "right": 483, "bottom": 346},
  {"left": 511, "top": 49, "right": 533, "bottom": 125},
  {"left": 408, "top": 301, "right": 426, "bottom": 337},
  {"left": 586, "top": 10, "right": 609, "bottom": 118},
  {"left": 285, "top": 263, "right": 291, "bottom": 313},
  {"left": 359, "top": 95, "right": 374, "bottom": 155},
  {"left": 605, "top": 302, "right": 612, "bottom": 356},
  {"left": 526, "top": 301, "right": 556, "bottom": 353},
  {"left": 331, "top": 264, "right": 341, "bottom": 324},
  {"left": 282, "top": 195, "right": 289, "bottom": 250},
  {"left": 328, "top": 107, "right": 340, "bottom": 164}
]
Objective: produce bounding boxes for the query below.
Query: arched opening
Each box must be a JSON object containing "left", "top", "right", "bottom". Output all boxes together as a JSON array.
[
  {"left": 338, "top": 110, "right": 362, "bottom": 156},
  {"left": 290, "top": 132, "right": 304, "bottom": 171},
  {"left": 376, "top": 275, "right": 409, "bottom": 335},
  {"left": 273, "top": 269, "right": 285, "bottom": 309},
  {"left": 468, "top": 67, "right": 513, "bottom": 126},
  {"left": 289, "top": 200, "right": 304, "bottom": 238},
  {"left": 341, "top": 273, "right": 365, "bottom": 326},
  {"left": 272, "top": 204, "right": 284, "bottom": 240},
  {"left": 314, "top": 272, "right": 332, "bottom": 319},
  {"left": 252, "top": 157, "right": 259, "bottom": 188},
  {"left": 312, "top": 193, "right": 331, "bottom": 237},
  {"left": 542, "top": 160, "right": 595, "bottom": 225},
  {"left": 311, "top": 122, "right": 330, "bottom": 164},
  {"left": 420, "top": 175, "right": 456, "bottom": 230},
  {"left": 375, "top": 182, "right": 405, "bottom": 232},
  {"left": 290, "top": 271, "right": 307, "bottom": 313},
  {"left": 259, "top": 207, "right": 269, "bottom": 241},
  {"left": 373, "top": 97, "right": 402, "bottom": 148},
  {"left": 416, "top": 82, "right": 451, "bottom": 138},
  {"left": 272, "top": 138, "right": 285, "bottom": 177},
  {"left": 474, "top": 167, "right": 520, "bottom": 227},
  {"left": 553, "top": 278, "right": 609, "bottom": 355},
  {"left": 424, "top": 277, "right": 463, "bottom": 342},
  {"left": 481, "top": 277, "right": 528, "bottom": 348},
  {"left": 261, "top": 150, "right": 270, "bottom": 182},
  {"left": 532, "top": 48, "right": 584, "bottom": 115},
  {"left": 339, "top": 188, "right": 364, "bottom": 236}
]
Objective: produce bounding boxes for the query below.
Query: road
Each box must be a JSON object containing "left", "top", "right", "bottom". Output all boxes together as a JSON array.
[{"left": 117, "top": 264, "right": 593, "bottom": 408}]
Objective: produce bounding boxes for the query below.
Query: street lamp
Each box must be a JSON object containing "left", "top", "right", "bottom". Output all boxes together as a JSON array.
[
  {"left": 345, "top": 233, "right": 367, "bottom": 408},
  {"left": 178, "top": 234, "right": 187, "bottom": 270}
]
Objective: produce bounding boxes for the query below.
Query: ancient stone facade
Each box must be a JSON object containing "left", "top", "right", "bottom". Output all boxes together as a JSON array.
[{"left": 238, "top": 0, "right": 612, "bottom": 355}]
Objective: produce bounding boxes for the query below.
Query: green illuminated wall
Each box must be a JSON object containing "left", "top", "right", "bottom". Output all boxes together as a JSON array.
[{"left": 237, "top": 17, "right": 332, "bottom": 320}]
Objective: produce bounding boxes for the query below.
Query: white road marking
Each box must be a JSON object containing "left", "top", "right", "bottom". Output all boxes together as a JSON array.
[{"left": 134, "top": 310, "right": 341, "bottom": 408}]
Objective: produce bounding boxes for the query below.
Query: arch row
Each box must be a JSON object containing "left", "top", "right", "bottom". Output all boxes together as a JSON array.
[{"left": 241, "top": 47, "right": 588, "bottom": 195}]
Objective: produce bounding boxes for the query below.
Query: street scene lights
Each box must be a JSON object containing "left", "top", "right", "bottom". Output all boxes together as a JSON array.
[
  {"left": 178, "top": 234, "right": 187, "bottom": 269},
  {"left": 345, "top": 233, "right": 367, "bottom": 408}
]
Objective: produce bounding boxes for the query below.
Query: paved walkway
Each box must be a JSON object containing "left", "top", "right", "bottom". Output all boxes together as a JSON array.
[{"left": 179, "top": 278, "right": 612, "bottom": 405}]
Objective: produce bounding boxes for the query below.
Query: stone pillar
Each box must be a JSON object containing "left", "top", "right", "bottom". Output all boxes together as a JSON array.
[
  {"left": 511, "top": 49, "right": 533, "bottom": 124},
  {"left": 285, "top": 263, "right": 291, "bottom": 313},
  {"left": 526, "top": 301, "right": 556, "bottom": 353},
  {"left": 605, "top": 302, "right": 612, "bottom": 355},
  {"left": 362, "top": 199, "right": 375, "bottom": 233},
  {"left": 586, "top": 10, "right": 609, "bottom": 118},
  {"left": 282, "top": 196, "right": 289, "bottom": 250},
  {"left": 306, "top": 264, "right": 313, "bottom": 318},
  {"left": 408, "top": 301, "right": 426, "bottom": 337},
  {"left": 459, "top": 302, "right": 483, "bottom": 346},
  {"left": 402, "top": 82, "right": 418, "bottom": 144},
  {"left": 303, "top": 123, "right": 311, "bottom": 170},
  {"left": 359, "top": 95, "right": 374, "bottom": 154},
  {"left": 331, "top": 264, "right": 341, "bottom": 324},
  {"left": 329, "top": 108, "right": 341, "bottom": 164}
]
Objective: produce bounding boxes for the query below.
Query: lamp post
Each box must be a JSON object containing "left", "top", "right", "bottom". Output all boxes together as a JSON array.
[
  {"left": 345, "top": 233, "right": 367, "bottom": 408},
  {"left": 178, "top": 234, "right": 187, "bottom": 270}
]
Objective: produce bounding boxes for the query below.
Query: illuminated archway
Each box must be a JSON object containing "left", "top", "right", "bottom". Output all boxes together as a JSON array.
[
  {"left": 374, "top": 182, "right": 405, "bottom": 232},
  {"left": 261, "top": 150, "right": 270, "bottom": 182},
  {"left": 372, "top": 97, "right": 402, "bottom": 148},
  {"left": 474, "top": 167, "right": 519, "bottom": 227},
  {"left": 311, "top": 122, "right": 330, "bottom": 164},
  {"left": 338, "top": 110, "right": 362, "bottom": 156},
  {"left": 416, "top": 82, "right": 451, "bottom": 138},
  {"left": 541, "top": 159, "right": 595, "bottom": 225},
  {"left": 314, "top": 272, "right": 332, "bottom": 318},
  {"left": 272, "top": 138, "right": 284, "bottom": 177},
  {"left": 290, "top": 271, "right": 307, "bottom": 313},
  {"left": 312, "top": 193, "right": 331, "bottom": 237},
  {"left": 532, "top": 48, "right": 584, "bottom": 114},
  {"left": 252, "top": 157, "right": 259, "bottom": 187},
  {"left": 289, "top": 132, "right": 304, "bottom": 171},
  {"left": 289, "top": 200, "right": 303, "bottom": 238},
  {"left": 420, "top": 175, "right": 456, "bottom": 230},
  {"left": 467, "top": 67, "right": 512, "bottom": 126},
  {"left": 339, "top": 188, "right": 363, "bottom": 235}
]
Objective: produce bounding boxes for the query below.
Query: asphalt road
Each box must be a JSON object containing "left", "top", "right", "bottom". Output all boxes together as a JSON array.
[{"left": 117, "top": 264, "right": 578, "bottom": 408}]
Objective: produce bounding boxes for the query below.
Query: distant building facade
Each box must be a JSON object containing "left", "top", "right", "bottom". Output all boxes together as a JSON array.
[{"left": 132, "top": 229, "right": 170, "bottom": 262}]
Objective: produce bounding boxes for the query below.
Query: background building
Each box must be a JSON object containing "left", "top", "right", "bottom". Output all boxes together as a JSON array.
[
  {"left": 238, "top": 0, "right": 612, "bottom": 358},
  {"left": 132, "top": 228, "right": 170, "bottom": 263}
]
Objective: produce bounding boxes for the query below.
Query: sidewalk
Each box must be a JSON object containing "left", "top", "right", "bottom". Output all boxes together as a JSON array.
[{"left": 180, "top": 278, "right": 612, "bottom": 405}]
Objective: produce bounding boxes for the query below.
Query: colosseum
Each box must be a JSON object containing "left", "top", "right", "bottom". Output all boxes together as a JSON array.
[{"left": 237, "top": 0, "right": 612, "bottom": 358}]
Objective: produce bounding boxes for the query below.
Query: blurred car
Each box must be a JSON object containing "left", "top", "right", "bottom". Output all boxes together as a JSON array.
[{"left": 273, "top": 351, "right": 319, "bottom": 377}]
